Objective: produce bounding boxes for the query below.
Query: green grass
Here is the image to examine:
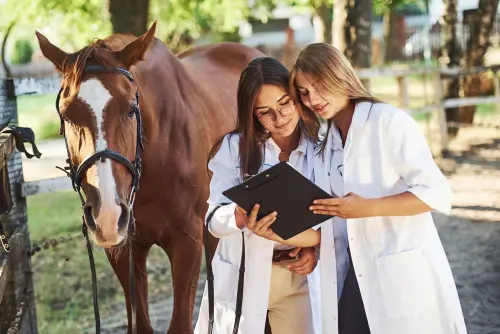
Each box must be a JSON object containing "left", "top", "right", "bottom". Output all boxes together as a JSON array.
[
  {"left": 17, "top": 93, "right": 60, "bottom": 140},
  {"left": 26, "top": 192, "right": 172, "bottom": 334},
  {"left": 27, "top": 191, "right": 82, "bottom": 240}
]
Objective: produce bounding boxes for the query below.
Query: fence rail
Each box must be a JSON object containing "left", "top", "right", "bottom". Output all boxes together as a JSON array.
[{"left": 0, "top": 62, "right": 499, "bottom": 333}]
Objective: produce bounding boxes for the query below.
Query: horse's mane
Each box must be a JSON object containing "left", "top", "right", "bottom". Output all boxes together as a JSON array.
[{"left": 60, "top": 34, "right": 136, "bottom": 102}]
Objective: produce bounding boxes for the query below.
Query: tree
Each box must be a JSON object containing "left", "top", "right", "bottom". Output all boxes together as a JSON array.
[
  {"left": 254, "top": 0, "right": 334, "bottom": 43},
  {"left": 150, "top": 0, "right": 250, "bottom": 52},
  {"left": 344, "top": 0, "right": 373, "bottom": 68},
  {"left": 309, "top": 0, "right": 334, "bottom": 44},
  {"left": 0, "top": 0, "right": 109, "bottom": 77},
  {"left": 438, "top": 0, "right": 499, "bottom": 135},
  {"left": 374, "top": 0, "right": 429, "bottom": 63},
  {"left": 459, "top": 0, "right": 500, "bottom": 126},
  {"left": 439, "top": 0, "right": 461, "bottom": 136},
  {"left": 108, "top": 0, "right": 150, "bottom": 37}
]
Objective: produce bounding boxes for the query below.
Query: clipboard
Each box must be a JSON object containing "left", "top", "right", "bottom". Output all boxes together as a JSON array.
[{"left": 222, "top": 162, "right": 333, "bottom": 240}]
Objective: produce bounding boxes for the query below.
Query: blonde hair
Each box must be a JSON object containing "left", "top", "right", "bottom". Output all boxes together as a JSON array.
[{"left": 289, "top": 43, "right": 382, "bottom": 153}]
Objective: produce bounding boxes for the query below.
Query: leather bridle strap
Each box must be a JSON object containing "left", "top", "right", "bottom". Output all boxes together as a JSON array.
[
  {"left": 204, "top": 204, "right": 245, "bottom": 334},
  {"left": 75, "top": 150, "right": 139, "bottom": 185},
  {"left": 55, "top": 65, "right": 141, "bottom": 334}
]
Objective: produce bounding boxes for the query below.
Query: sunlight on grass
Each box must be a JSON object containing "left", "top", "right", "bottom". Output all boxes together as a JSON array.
[
  {"left": 27, "top": 191, "right": 82, "bottom": 241},
  {"left": 26, "top": 191, "right": 172, "bottom": 334},
  {"left": 17, "top": 93, "right": 59, "bottom": 140}
]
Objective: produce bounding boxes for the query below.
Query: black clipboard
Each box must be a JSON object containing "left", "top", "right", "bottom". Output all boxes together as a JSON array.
[{"left": 222, "top": 162, "right": 333, "bottom": 240}]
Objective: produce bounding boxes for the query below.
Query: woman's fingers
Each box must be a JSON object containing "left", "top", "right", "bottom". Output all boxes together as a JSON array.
[
  {"left": 312, "top": 209, "right": 338, "bottom": 216},
  {"left": 246, "top": 204, "right": 260, "bottom": 228},
  {"left": 255, "top": 212, "right": 277, "bottom": 233}
]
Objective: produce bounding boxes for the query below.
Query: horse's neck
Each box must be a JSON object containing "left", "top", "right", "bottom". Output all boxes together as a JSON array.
[{"left": 133, "top": 41, "right": 202, "bottom": 153}]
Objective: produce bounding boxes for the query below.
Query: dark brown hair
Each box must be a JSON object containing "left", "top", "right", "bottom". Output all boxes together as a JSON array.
[{"left": 209, "top": 56, "right": 320, "bottom": 177}]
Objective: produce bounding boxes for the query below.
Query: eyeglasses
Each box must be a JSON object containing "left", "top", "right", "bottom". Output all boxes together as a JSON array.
[{"left": 256, "top": 101, "right": 296, "bottom": 124}]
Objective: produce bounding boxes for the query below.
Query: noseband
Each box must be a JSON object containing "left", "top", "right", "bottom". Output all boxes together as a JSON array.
[{"left": 55, "top": 65, "right": 143, "bottom": 334}]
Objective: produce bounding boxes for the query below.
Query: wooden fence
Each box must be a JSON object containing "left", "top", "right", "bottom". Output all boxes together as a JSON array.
[{"left": 0, "top": 63, "right": 499, "bottom": 333}]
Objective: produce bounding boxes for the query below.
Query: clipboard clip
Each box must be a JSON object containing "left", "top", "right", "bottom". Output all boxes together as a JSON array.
[{"left": 242, "top": 171, "right": 279, "bottom": 190}]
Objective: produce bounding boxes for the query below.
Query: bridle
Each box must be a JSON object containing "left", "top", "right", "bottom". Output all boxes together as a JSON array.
[{"left": 55, "top": 64, "right": 144, "bottom": 334}]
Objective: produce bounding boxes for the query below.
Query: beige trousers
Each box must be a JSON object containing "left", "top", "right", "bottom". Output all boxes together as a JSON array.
[{"left": 267, "top": 264, "right": 314, "bottom": 334}]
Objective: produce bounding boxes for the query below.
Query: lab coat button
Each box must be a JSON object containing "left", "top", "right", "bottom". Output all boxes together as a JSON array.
[{"left": 358, "top": 274, "right": 362, "bottom": 278}]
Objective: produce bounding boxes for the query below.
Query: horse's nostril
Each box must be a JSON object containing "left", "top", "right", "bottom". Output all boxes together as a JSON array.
[
  {"left": 83, "top": 204, "right": 97, "bottom": 231},
  {"left": 117, "top": 202, "right": 130, "bottom": 231}
]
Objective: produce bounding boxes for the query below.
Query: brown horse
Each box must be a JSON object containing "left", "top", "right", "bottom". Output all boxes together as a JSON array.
[{"left": 35, "top": 22, "right": 263, "bottom": 333}]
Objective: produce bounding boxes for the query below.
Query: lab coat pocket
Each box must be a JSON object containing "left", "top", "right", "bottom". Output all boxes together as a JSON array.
[
  {"left": 213, "top": 259, "right": 240, "bottom": 304},
  {"left": 376, "top": 248, "right": 428, "bottom": 319}
]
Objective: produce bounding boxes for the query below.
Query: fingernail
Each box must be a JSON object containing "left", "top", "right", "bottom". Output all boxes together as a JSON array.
[{"left": 313, "top": 200, "right": 317, "bottom": 204}]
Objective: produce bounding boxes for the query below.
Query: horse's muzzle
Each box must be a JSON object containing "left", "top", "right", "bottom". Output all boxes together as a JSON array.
[{"left": 83, "top": 200, "right": 130, "bottom": 247}]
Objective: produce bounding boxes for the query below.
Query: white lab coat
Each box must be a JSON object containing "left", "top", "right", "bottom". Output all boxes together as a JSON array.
[
  {"left": 314, "top": 101, "right": 467, "bottom": 334},
  {"left": 194, "top": 132, "right": 322, "bottom": 334}
]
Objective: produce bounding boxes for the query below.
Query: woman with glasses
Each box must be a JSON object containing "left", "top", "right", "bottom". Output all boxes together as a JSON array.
[{"left": 194, "top": 57, "right": 323, "bottom": 334}]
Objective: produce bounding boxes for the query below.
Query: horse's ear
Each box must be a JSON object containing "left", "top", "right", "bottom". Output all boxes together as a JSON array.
[
  {"left": 118, "top": 21, "right": 157, "bottom": 69},
  {"left": 35, "top": 31, "right": 68, "bottom": 72}
]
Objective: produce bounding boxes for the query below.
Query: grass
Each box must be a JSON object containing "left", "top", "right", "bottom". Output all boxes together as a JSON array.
[
  {"left": 26, "top": 192, "right": 172, "bottom": 334},
  {"left": 17, "top": 93, "right": 60, "bottom": 140}
]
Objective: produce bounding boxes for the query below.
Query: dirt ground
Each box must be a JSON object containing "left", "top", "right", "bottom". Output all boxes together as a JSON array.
[{"left": 22, "top": 120, "right": 500, "bottom": 334}]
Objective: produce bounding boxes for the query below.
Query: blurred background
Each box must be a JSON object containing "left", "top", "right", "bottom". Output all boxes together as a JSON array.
[{"left": 1, "top": 0, "right": 500, "bottom": 333}]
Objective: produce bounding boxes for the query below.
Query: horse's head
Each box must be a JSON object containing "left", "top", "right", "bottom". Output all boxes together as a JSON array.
[{"left": 35, "top": 23, "right": 157, "bottom": 248}]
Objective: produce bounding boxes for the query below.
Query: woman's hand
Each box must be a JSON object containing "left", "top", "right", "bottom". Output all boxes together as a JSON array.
[
  {"left": 244, "top": 204, "right": 281, "bottom": 241},
  {"left": 309, "top": 192, "right": 374, "bottom": 219},
  {"left": 234, "top": 205, "right": 249, "bottom": 229},
  {"left": 287, "top": 247, "right": 318, "bottom": 276}
]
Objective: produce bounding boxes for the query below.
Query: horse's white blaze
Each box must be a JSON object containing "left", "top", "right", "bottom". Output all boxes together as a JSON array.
[{"left": 78, "top": 79, "right": 122, "bottom": 242}]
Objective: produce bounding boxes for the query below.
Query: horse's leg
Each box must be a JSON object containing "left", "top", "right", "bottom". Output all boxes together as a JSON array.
[
  {"left": 160, "top": 221, "right": 202, "bottom": 334},
  {"left": 105, "top": 243, "right": 154, "bottom": 334}
]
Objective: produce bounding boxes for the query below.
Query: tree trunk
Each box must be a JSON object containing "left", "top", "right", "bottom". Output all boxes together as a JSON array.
[
  {"left": 344, "top": 0, "right": 372, "bottom": 89},
  {"left": 382, "top": 7, "right": 400, "bottom": 63},
  {"left": 344, "top": 0, "right": 372, "bottom": 68},
  {"left": 460, "top": 0, "right": 500, "bottom": 125},
  {"left": 333, "top": 0, "right": 348, "bottom": 52},
  {"left": 440, "top": 0, "right": 461, "bottom": 136},
  {"left": 312, "top": 2, "right": 333, "bottom": 44},
  {"left": 108, "top": 0, "right": 150, "bottom": 36},
  {"left": 1, "top": 21, "right": 16, "bottom": 79}
]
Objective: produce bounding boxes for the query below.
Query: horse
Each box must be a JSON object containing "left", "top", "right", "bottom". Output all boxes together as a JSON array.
[{"left": 35, "top": 22, "right": 264, "bottom": 333}]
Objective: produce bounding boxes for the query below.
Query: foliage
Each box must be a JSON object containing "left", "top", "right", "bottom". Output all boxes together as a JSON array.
[
  {"left": 0, "top": 0, "right": 109, "bottom": 59},
  {"left": 11, "top": 39, "right": 33, "bottom": 64},
  {"left": 150, "top": 0, "right": 249, "bottom": 49},
  {"left": 373, "top": 0, "right": 428, "bottom": 16}
]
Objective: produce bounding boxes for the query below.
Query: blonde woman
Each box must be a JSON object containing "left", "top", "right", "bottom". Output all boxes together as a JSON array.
[{"left": 247, "top": 44, "right": 467, "bottom": 334}]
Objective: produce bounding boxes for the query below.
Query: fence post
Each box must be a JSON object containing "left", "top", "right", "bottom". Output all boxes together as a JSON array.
[
  {"left": 0, "top": 79, "right": 37, "bottom": 334},
  {"left": 493, "top": 69, "right": 500, "bottom": 114},
  {"left": 396, "top": 75, "right": 409, "bottom": 110},
  {"left": 432, "top": 71, "right": 449, "bottom": 156}
]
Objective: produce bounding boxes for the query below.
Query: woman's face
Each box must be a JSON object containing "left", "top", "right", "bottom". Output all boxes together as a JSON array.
[
  {"left": 294, "top": 71, "right": 349, "bottom": 120},
  {"left": 254, "top": 84, "right": 299, "bottom": 138}
]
